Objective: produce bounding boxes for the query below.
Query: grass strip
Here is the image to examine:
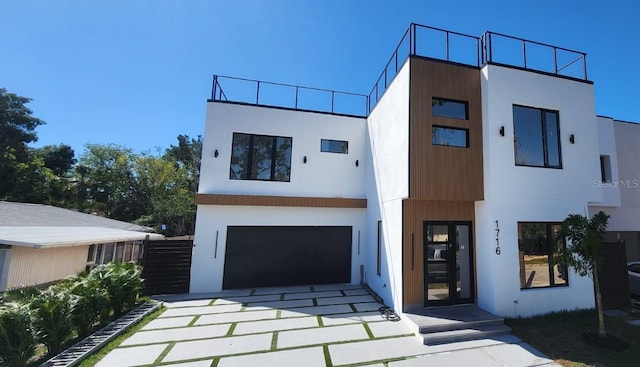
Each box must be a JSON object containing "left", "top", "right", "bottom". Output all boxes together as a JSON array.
[
  {"left": 77, "top": 306, "right": 165, "bottom": 367},
  {"left": 153, "top": 342, "right": 175, "bottom": 364}
]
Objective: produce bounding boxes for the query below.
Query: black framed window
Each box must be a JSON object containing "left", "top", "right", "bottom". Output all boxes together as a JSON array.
[
  {"left": 513, "top": 105, "right": 561, "bottom": 168},
  {"left": 432, "top": 97, "right": 468, "bottom": 120},
  {"left": 377, "top": 221, "right": 382, "bottom": 276},
  {"left": 518, "top": 222, "right": 568, "bottom": 289},
  {"left": 321, "top": 139, "right": 348, "bottom": 154},
  {"left": 432, "top": 126, "right": 469, "bottom": 148},
  {"left": 600, "top": 155, "right": 612, "bottom": 183},
  {"left": 230, "top": 133, "right": 292, "bottom": 182}
]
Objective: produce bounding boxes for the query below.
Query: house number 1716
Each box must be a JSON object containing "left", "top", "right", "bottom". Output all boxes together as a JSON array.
[{"left": 495, "top": 220, "right": 501, "bottom": 255}]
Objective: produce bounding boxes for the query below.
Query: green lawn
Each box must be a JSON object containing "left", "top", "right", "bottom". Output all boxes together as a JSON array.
[{"left": 506, "top": 309, "right": 640, "bottom": 367}]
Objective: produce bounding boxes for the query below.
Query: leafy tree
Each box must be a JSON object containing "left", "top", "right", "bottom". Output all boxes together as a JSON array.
[
  {"left": 78, "top": 144, "right": 147, "bottom": 221},
  {"left": 164, "top": 135, "right": 202, "bottom": 234},
  {"left": 0, "top": 88, "right": 45, "bottom": 198},
  {"left": 134, "top": 153, "right": 193, "bottom": 235},
  {"left": 36, "top": 144, "right": 76, "bottom": 176},
  {"left": 556, "top": 211, "right": 610, "bottom": 337}
]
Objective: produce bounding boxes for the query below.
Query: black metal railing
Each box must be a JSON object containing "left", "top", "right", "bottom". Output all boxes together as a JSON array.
[
  {"left": 367, "top": 24, "right": 481, "bottom": 114},
  {"left": 210, "top": 75, "right": 368, "bottom": 117},
  {"left": 482, "top": 31, "right": 587, "bottom": 80},
  {"left": 211, "top": 23, "right": 589, "bottom": 118}
]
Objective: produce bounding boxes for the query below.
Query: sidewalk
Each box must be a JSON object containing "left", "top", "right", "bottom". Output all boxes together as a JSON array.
[{"left": 94, "top": 284, "right": 560, "bottom": 367}]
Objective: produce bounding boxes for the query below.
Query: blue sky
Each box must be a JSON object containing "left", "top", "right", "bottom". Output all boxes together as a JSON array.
[{"left": 1, "top": 0, "right": 639, "bottom": 156}]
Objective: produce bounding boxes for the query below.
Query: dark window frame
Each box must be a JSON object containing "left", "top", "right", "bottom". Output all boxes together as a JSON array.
[
  {"left": 513, "top": 105, "right": 562, "bottom": 169},
  {"left": 432, "top": 97, "right": 469, "bottom": 120},
  {"left": 320, "top": 139, "right": 349, "bottom": 154},
  {"left": 432, "top": 125, "right": 469, "bottom": 148},
  {"left": 377, "top": 220, "right": 382, "bottom": 276},
  {"left": 518, "top": 222, "right": 569, "bottom": 290},
  {"left": 229, "top": 132, "right": 293, "bottom": 182}
]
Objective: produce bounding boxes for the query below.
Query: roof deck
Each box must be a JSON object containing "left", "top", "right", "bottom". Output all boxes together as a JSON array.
[{"left": 211, "top": 23, "right": 589, "bottom": 118}]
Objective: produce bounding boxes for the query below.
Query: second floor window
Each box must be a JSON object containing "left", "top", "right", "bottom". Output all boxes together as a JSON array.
[
  {"left": 513, "top": 105, "right": 561, "bottom": 168},
  {"left": 230, "top": 133, "right": 292, "bottom": 182}
]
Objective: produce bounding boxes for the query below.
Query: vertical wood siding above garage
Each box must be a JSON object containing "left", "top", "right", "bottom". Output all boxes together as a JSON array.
[{"left": 5, "top": 245, "right": 89, "bottom": 289}]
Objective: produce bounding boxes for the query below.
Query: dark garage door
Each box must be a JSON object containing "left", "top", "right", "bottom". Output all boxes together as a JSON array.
[{"left": 223, "top": 226, "right": 352, "bottom": 289}]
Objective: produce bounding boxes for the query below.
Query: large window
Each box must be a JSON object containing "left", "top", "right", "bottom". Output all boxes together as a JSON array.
[
  {"left": 518, "top": 222, "right": 568, "bottom": 289},
  {"left": 432, "top": 126, "right": 469, "bottom": 148},
  {"left": 432, "top": 97, "right": 468, "bottom": 120},
  {"left": 230, "top": 133, "right": 292, "bottom": 182},
  {"left": 513, "top": 105, "right": 561, "bottom": 168}
]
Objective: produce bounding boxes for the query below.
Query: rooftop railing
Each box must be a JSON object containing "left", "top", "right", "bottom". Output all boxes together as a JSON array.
[
  {"left": 212, "top": 23, "right": 589, "bottom": 117},
  {"left": 211, "top": 75, "right": 369, "bottom": 117}
]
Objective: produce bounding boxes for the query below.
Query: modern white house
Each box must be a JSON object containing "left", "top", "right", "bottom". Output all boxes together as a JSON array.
[{"left": 191, "top": 24, "right": 639, "bottom": 318}]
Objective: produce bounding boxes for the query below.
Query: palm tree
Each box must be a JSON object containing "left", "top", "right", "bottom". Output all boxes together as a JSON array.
[{"left": 556, "top": 211, "right": 610, "bottom": 337}]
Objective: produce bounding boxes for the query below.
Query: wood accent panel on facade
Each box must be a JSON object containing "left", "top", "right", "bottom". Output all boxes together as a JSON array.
[
  {"left": 195, "top": 194, "right": 367, "bottom": 208},
  {"left": 402, "top": 199, "right": 476, "bottom": 308},
  {"left": 409, "top": 57, "right": 484, "bottom": 201}
]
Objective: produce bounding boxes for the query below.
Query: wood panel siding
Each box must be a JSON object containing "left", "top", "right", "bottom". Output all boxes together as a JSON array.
[
  {"left": 408, "top": 57, "right": 484, "bottom": 201},
  {"left": 402, "top": 199, "right": 476, "bottom": 308},
  {"left": 195, "top": 194, "right": 367, "bottom": 208}
]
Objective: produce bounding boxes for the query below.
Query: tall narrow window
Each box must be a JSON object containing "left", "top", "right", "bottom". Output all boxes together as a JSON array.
[
  {"left": 432, "top": 97, "right": 468, "bottom": 119},
  {"left": 377, "top": 221, "right": 382, "bottom": 276},
  {"left": 600, "top": 155, "right": 612, "bottom": 183},
  {"left": 518, "top": 222, "right": 568, "bottom": 289},
  {"left": 513, "top": 105, "right": 562, "bottom": 168},
  {"left": 230, "top": 133, "right": 293, "bottom": 182}
]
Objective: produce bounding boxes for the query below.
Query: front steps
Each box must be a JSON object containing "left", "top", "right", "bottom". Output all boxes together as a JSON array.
[{"left": 404, "top": 304, "right": 511, "bottom": 345}]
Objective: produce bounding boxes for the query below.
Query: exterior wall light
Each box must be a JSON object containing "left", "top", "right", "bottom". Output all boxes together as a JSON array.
[
  {"left": 355, "top": 159, "right": 359, "bottom": 167},
  {"left": 569, "top": 134, "right": 575, "bottom": 144},
  {"left": 303, "top": 156, "right": 308, "bottom": 164},
  {"left": 499, "top": 126, "right": 505, "bottom": 137},
  {"left": 214, "top": 149, "right": 219, "bottom": 158}
]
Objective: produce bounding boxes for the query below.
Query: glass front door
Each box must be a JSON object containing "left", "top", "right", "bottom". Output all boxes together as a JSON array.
[{"left": 424, "top": 221, "right": 474, "bottom": 306}]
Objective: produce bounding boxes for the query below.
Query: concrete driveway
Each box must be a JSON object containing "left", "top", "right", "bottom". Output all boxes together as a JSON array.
[{"left": 95, "top": 284, "right": 560, "bottom": 367}]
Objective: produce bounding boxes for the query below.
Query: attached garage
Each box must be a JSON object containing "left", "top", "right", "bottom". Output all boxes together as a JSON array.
[{"left": 222, "top": 226, "right": 352, "bottom": 289}]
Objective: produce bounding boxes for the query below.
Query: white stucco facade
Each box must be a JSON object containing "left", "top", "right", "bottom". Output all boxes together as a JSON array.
[
  {"left": 364, "top": 61, "right": 410, "bottom": 311},
  {"left": 194, "top": 29, "right": 640, "bottom": 318}
]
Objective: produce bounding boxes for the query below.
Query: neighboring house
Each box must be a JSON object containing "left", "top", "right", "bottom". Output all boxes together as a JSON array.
[
  {"left": 191, "top": 23, "right": 639, "bottom": 317},
  {"left": 0, "top": 201, "right": 163, "bottom": 291}
]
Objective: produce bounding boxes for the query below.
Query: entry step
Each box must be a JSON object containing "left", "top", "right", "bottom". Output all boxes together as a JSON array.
[{"left": 421, "top": 324, "right": 512, "bottom": 345}]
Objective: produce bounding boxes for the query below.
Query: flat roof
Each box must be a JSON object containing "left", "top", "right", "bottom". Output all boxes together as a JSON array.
[{"left": 0, "top": 226, "right": 164, "bottom": 249}]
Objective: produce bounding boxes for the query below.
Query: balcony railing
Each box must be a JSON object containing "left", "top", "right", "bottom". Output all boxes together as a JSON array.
[
  {"left": 211, "top": 23, "right": 589, "bottom": 118},
  {"left": 211, "top": 75, "right": 369, "bottom": 117}
]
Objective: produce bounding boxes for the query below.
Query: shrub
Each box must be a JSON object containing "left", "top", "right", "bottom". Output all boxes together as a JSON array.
[
  {"left": 0, "top": 303, "right": 36, "bottom": 367},
  {"left": 29, "top": 286, "right": 76, "bottom": 355},
  {"left": 89, "top": 262, "right": 143, "bottom": 317},
  {"left": 67, "top": 275, "right": 109, "bottom": 338}
]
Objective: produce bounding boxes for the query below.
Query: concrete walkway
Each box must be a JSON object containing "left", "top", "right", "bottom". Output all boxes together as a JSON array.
[{"left": 94, "top": 284, "right": 561, "bottom": 367}]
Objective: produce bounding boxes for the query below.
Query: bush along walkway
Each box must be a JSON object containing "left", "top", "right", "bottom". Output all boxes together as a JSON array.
[
  {"left": 92, "top": 284, "right": 559, "bottom": 367},
  {"left": 41, "top": 302, "right": 161, "bottom": 367}
]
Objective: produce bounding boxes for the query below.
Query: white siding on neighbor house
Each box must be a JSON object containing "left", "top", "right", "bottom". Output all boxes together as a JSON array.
[
  {"left": 590, "top": 120, "right": 640, "bottom": 231},
  {"left": 476, "top": 64, "right": 600, "bottom": 317},
  {"left": 191, "top": 205, "right": 366, "bottom": 293},
  {"left": 5, "top": 245, "right": 89, "bottom": 289},
  {"left": 365, "top": 60, "right": 410, "bottom": 312},
  {"left": 199, "top": 103, "right": 367, "bottom": 198}
]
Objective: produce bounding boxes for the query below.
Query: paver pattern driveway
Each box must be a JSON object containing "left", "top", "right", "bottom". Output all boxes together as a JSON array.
[{"left": 95, "top": 284, "right": 560, "bottom": 367}]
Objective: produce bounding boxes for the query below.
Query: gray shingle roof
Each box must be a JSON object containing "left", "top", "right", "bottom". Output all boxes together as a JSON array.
[{"left": 0, "top": 201, "right": 154, "bottom": 232}]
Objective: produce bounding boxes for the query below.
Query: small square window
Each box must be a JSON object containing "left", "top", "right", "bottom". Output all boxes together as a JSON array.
[
  {"left": 600, "top": 155, "right": 612, "bottom": 183},
  {"left": 432, "top": 126, "right": 469, "bottom": 148},
  {"left": 432, "top": 97, "right": 468, "bottom": 120},
  {"left": 321, "top": 139, "right": 348, "bottom": 154}
]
